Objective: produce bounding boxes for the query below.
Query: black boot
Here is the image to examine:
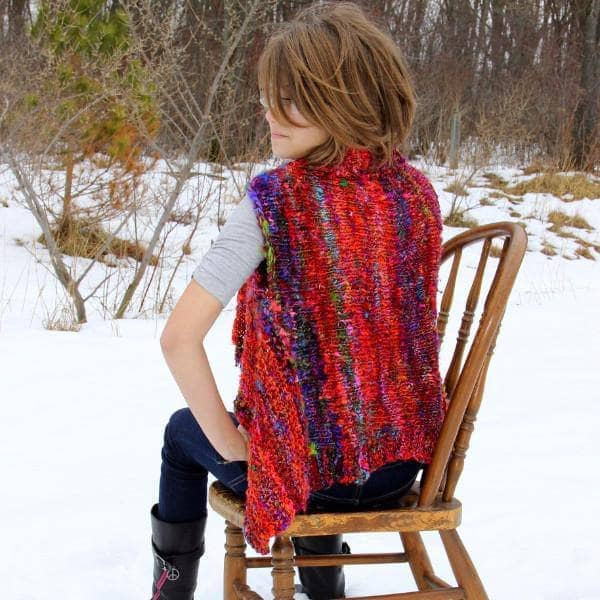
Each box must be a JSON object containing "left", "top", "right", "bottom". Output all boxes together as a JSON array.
[
  {"left": 150, "top": 503, "right": 208, "bottom": 600},
  {"left": 292, "top": 534, "right": 352, "bottom": 599}
]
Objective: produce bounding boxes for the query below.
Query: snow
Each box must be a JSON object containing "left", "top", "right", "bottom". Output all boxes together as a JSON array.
[{"left": 1, "top": 157, "right": 599, "bottom": 599}]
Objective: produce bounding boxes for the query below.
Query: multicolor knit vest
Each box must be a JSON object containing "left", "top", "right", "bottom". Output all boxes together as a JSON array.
[{"left": 231, "top": 146, "right": 448, "bottom": 554}]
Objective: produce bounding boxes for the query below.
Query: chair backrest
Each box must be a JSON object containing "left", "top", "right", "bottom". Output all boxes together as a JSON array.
[{"left": 417, "top": 222, "right": 527, "bottom": 508}]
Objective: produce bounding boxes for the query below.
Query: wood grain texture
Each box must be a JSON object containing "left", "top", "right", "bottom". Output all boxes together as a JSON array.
[
  {"left": 270, "top": 535, "right": 295, "bottom": 599},
  {"left": 224, "top": 520, "right": 247, "bottom": 600},
  {"left": 209, "top": 480, "right": 461, "bottom": 536},
  {"left": 440, "top": 529, "right": 489, "bottom": 600},
  {"left": 400, "top": 531, "right": 439, "bottom": 590}
]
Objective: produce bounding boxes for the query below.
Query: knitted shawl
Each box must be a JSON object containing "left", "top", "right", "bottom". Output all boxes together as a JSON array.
[{"left": 231, "top": 147, "right": 448, "bottom": 555}]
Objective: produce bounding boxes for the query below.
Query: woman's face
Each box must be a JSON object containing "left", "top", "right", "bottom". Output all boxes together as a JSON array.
[{"left": 260, "top": 88, "right": 329, "bottom": 160}]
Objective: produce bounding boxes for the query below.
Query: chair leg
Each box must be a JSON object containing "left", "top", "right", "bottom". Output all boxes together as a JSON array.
[
  {"left": 271, "top": 535, "right": 296, "bottom": 600},
  {"left": 440, "top": 529, "right": 489, "bottom": 600},
  {"left": 400, "top": 531, "right": 436, "bottom": 591},
  {"left": 224, "top": 520, "right": 247, "bottom": 600}
]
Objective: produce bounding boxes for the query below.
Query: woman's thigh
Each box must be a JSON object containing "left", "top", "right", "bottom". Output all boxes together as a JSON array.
[
  {"left": 164, "top": 407, "right": 248, "bottom": 495},
  {"left": 305, "top": 459, "right": 423, "bottom": 511},
  {"left": 166, "top": 410, "right": 422, "bottom": 510},
  {"left": 306, "top": 480, "right": 360, "bottom": 511},
  {"left": 356, "top": 459, "right": 422, "bottom": 507}
]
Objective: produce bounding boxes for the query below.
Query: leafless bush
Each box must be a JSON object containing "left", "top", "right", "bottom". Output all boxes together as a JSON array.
[{"left": 1, "top": 0, "right": 268, "bottom": 324}]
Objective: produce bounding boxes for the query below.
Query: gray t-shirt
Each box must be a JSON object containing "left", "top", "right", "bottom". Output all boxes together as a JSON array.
[{"left": 191, "top": 194, "right": 265, "bottom": 307}]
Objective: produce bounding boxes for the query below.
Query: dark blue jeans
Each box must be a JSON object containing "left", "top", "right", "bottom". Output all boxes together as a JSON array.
[{"left": 157, "top": 407, "right": 423, "bottom": 523}]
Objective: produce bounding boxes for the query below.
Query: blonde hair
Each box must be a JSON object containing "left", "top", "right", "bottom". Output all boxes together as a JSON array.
[{"left": 257, "top": 1, "right": 417, "bottom": 169}]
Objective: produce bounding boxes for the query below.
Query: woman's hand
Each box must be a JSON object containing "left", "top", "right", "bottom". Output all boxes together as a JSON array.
[
  {"left": 231, "top": 423, "right": 250, "bottom": 462},
  {"left": 238, "top": 423, "right": 249, "bottom": 442}
]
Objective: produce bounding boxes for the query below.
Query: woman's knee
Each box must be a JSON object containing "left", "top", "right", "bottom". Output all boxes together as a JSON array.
[
  {"left": 163, "top": 407, "right": 205, "bottom": 453},
  {"left": 163, "top": 407, "right": 240, "bottom": 461}
]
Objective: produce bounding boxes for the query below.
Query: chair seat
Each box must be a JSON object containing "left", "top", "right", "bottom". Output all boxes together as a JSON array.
[{"left": 208, "top": 479, "right": 461, "bottom": 537}]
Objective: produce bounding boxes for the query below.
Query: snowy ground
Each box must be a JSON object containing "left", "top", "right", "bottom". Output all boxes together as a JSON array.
[{"left": 1, "top": 156, "right": 599, "bottom": 599}]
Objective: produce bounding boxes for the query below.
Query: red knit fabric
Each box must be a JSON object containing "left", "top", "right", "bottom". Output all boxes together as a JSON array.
[{"left": 231, "top": 147, "right": 448, "bottom": 554}]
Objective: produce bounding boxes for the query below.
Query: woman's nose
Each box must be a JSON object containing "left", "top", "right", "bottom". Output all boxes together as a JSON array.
[{"left": 265, "top": 108, "right": 275, "bottom": 125}]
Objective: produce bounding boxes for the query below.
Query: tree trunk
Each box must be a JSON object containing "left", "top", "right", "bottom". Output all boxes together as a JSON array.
[{"left": 571, "top": 0, "right": 600, "bottom": 169}]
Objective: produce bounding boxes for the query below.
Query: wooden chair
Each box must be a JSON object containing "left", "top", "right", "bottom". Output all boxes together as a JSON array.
[{"left": 209, "top": 221, "right": 528, "bottom": 600}]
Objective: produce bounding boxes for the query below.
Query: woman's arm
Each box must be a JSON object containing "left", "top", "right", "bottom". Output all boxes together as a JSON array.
[
  {"left": 160, "top": 280, "right": 248, "bottom": 462},
  {"left": 160, "top": 193, "right": 264, "bottom": 461}
]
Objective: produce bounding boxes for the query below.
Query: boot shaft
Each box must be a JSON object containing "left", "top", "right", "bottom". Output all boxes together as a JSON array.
[
  {"left": 292, "top": 534, "right": 352, "bottom": 600},
  {"left": 150, "top": 503, "right": 207, "bottom": 600}
]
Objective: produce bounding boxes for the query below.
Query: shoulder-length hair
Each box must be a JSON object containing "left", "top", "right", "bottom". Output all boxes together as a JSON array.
[{"left": 257, "top": 1, "right": 417, "bottom": 169}]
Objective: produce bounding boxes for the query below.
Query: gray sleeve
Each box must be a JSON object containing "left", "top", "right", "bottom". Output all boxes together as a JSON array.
[{"left": 191, "top": 193, "right": 265, "bottom": 307}]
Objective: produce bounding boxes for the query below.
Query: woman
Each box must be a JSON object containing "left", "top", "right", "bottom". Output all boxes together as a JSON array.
[{"left": 150, "top": 2, "right": 447, "bottom": 599}]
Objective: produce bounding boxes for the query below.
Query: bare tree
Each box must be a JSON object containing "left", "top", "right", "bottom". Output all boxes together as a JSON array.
[
  {"left": 571, "top": 0, "right": 600, "bottom": 169},
  {"left": 114, "top": 0, "right": 264, "bottom": 319}
]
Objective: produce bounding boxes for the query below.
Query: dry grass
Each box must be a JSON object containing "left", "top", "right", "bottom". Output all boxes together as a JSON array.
[
  {"left": 522, "top": 159, "right": 551, "bottom": 175},
  {"left": 169, "top": 208, "right": 193, "bottom": 226},
  {"left": 482, "top": 172, "right": 508, "bottom": 189},
  {"left": 549, "top": 225, "right": 576, "bottom": 238},
  {"left": 480, "top": 197, "right": 495, "bottom": 206},
  {"left": 490, "top": 243, "right": 503, "bottom": 257},
  {"left": 575, "top": 245, "right": 596, "bottom": 260},
  {"left": 540, "top": 240, "right": 557, "bottom": 256},
  {"left": 571, "top": 235, "right": 600, "bottom": 254},
  {"left": 547, "top": 209, "right": 593, "bottom": 231},
  {"left": 505, "top": 174, "right": 600, "bottom": 201},
  {"left": 543, "top": 225, "right": 599, "bottom": 261},
  {"left": 483, "top": 180, "right": 523, "bottom": 204},
  {"left": 43, "top": 304, "right": 82, "bottom": 332},
  {"left": 37, "top": 215, "right": 159, "bottom": 266},
  {"left": 508, "top": 209, "right": 522, "bottom": 218},
  {"left": 444, "top": 211, "right": 479, "bottom": 228},
  {"left": 444, "top": 180, "right": 469, "bottom": 196}
]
